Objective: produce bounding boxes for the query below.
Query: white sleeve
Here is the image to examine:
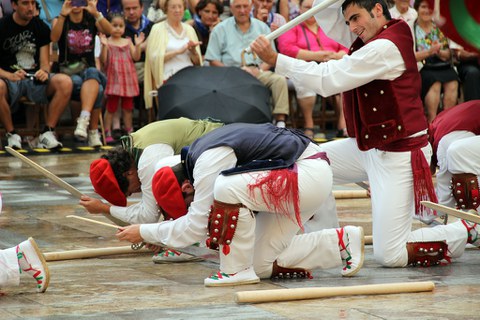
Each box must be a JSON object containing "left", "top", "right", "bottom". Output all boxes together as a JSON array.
[
  {"left": 110, "top": 144, "right": 177, "bottom": 224},
  {"left": 140, "top": 147, "right": 237, "bottom": 247},
  {"left": 312, "top": 0, "right": 356, "bottom": 48},
  {"left": 275, "top": 39, "right": 406, "bottom": 97}
]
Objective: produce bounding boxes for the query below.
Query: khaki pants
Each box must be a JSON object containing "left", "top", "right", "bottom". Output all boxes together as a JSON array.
[{"left": 257, "top": 71, "right": 289, "bottom": 117}]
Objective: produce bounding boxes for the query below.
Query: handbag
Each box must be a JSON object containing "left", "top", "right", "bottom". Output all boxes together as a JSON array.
[{"left": 57, "top": 19, "right": 88, "bottom": 76}]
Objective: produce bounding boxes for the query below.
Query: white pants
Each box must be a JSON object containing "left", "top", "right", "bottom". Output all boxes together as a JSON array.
[
  {"left": 318, "top": 138, "right": 470, "bottom": 267},
  {"left": 436, "top": 132, "right": 480, "bottom": 208},
  {"left": 0, "top": 246, "right": 20, "bottom": 287},
  {"left": 213, "top": 143, "right": 342, "bottom": 277}
]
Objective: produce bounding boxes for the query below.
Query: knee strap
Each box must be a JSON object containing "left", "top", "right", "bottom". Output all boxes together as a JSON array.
[
  {"left": 451, "top": 173, "right": 479, "bottom": 210},
  {"left": 206, "top": 200, "right": 245, "bottom": 255},
  {"left": 406, "top": 241, "right": 450, "bottom": 267}
]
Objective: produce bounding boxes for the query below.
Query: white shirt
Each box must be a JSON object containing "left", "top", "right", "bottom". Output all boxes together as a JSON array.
[
  {"left": 110, "top": 144, "right": 179, "bottom": 224},
  {"left": 389, "top": 6, "right": 417, "bottom": 35},
  {"left": 140, "top": 146, "right": 237, "bottom": 248}
]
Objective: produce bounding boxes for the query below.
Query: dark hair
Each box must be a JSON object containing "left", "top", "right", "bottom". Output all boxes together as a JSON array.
[
  {"left": 170, "top": 162, "right": 188, "bottom": 187},
  {"left": 107, "top": 11, "right": 125, "bottom": 22},
  {"left": 413, "top": 0, "right": 425, "bottom": 11},
  {"left": 35, "top": 1, "right": 41, "bottom": 13},
  {"left": 341, "top": 0, "right": 392, "bottom": 20},
  {"left": 101, "top": 147, "right": 134, "bottom": 195},
  {"left": 120, "top": 0, "right": 143, "bottom": 10},
  {"left": 195, "top": 0, "right": 224, "bottom": 16}
]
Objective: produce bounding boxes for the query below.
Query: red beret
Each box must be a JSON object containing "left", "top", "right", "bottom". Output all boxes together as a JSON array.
[
  {"left": 90, "top": 159, "right": 127, "bottom": 207},
  {"left": 152, "top": 167, "right": 187, "bottom": 220}
]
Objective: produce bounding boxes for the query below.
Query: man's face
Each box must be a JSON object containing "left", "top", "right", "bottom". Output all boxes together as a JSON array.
[
  {"left": 394, "top": 0, "right": 410, "bottom": 13},
  {"left": 122, "top": 0, "right": 143, "bottom": 25},
  {"left": 125, "top": 170, "right": 141, "bottom": 197},
  {"left": 231, "top": 0, "right": 252, "bottom": 24},
  {"left": 13, "top": 0, "right": 36, "bottom": 23},
  {"left": 344, "top": 3, "right": 382, "bottom": 43}
]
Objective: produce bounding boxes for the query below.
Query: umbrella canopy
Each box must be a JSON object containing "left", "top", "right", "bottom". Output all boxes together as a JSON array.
[{"left": 157, "top": 66, "right": 272, "bottom": 124}]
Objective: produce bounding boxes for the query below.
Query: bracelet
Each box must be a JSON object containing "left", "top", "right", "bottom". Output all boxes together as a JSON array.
[
  {"left": 95, "top": 12, "right": 104, "bottom": 22},
  {"left": 60, "top": 13, "right": 67, "bottom": 18}
]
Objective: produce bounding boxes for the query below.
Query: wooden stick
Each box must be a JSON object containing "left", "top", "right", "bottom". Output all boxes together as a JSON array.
[
  {"left": 364, "top": 235, "right": 372, "bottom": 245},
  {"left": 44, "top": 246, "right": 150, "bottom": 261},
  {"left": 66, "top": 215, "right": 120, "bottom": 229},
  {"left": 5, "top": 146, "right": 128, "bottom": 227},
  {"left": 333, "top": 190, "right": 369, "bottom": 199},
  {"left": 235, "top": 281, "right": 435, "bottom": 304}
]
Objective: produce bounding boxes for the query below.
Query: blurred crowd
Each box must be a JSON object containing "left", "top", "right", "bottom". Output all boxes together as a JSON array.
[{"left": 0, "top": 0, "right": 478, "bottom": 149}]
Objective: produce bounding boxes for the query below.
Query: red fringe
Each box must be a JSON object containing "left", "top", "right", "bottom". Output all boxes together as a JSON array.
[
  {"left": 411, "top": 149, "right": 438, "bottom": 217},
  {"left": 248, "top": 166, "right": 303, "bottom": 230}
]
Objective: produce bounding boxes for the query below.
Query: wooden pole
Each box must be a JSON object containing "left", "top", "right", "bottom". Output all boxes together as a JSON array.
[
  {"left": 44, "top": 246, "right": 150, "bottom": 261},
  {"left": 66, "top": 215, "right": 120, "bottom": 229},
  {"left": 235, "top": 281, "right": 435, "bottom": 304},
  {"left": 333, "top": 190, "right": 369, "bottom": 199}
]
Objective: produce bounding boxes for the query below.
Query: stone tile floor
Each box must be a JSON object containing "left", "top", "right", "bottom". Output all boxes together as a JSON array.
[{"left": 0, "top": 152, "right": 479, "bottom": 319}]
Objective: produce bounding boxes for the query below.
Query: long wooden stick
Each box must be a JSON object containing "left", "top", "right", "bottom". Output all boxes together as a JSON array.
[
  {"left": 5, "top": 146, "right": 127, "bottom": 227},
  {"left": 44, "top": 246, "right": 150, "bottom": 261},
  {"left": 333, "top": 190, "right": 369, "bottom": 199},
  {"left": 235, "top": 281, "right": 435, "bottom": 304},
  {"left": 67, "top": 215, "right": 120, "bottom": 229}
]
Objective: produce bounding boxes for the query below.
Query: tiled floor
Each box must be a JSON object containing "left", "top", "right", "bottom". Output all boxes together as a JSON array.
[{"left": 0, "top": 152, "right": 479, "bottom": 319}]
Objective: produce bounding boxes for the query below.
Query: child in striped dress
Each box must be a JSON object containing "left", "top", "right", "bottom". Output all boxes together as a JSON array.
[{"left": 100, "top": 13, "right": 145, "bottom": 143}]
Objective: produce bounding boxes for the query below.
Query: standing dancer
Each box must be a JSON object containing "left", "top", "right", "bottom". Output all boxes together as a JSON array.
[
  {"left": 250, "top": 0, "right": 480, "bottom": 268},
  {"left": 116, "top": 123, "right": 364, "bottom": 286}
]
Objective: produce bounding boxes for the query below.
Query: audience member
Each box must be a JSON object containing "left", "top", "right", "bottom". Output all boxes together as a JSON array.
[
  {"left": 450, "top": 42, "right": 480, "bottom": 102},
  {"left": 96, "top": 0, "right": 121, "bottom": 16},
  {"left": 252, "top": 0, "right": 285, "bottom": 32},
  {"left": 388, "top": 0, "right": 416, "bottom": 34},
  {"left": 193, "top": 0, "right": 223, "bottom": 57},
  {"left": 205, "top": 0, "right": 289, "bottom": 127},
  {"left": 122, "top": 0, "right": 154, "bottom": 128},
  {"left": 277, "top": 0, "right": 347, "bottom": 138},
  {"left": 99, "top": 13, "right": 144, "bottom": 143},
  {"left": 51, "top": 0, "right": 112, "bottom": 147},
  {"left": 276, "top": 0, "right": 299, "bottom": 22},
  {"left": 0, "top": 0, "right": 72, "bottom": 150},
  {"left": 144, "top": 0, "right": 202, "bottom": 110},
  {"left": 413, "top": 0, "right": 458, "bottom": 123}
]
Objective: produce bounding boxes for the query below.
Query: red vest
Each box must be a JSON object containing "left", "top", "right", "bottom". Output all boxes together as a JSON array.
[
  {"left": 430, "top": 100, "right": 480, "bottom": 157},
  {"left": 342, "top": 19, "right": 427, "bottom": 151}
]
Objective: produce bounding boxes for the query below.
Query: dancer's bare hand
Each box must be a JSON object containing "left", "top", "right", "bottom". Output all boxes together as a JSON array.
[
  {"left": 116, "top": 225, "right": 143, "bottom": 243},
  {"left": 79, "top": 195, "right": 110, "bottom": 214},
  {"left": 250, "top": 35, "right": 278, "bottom": 66}
]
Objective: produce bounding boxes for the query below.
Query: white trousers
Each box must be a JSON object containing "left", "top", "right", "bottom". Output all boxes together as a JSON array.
[
  {"left": 436, "top": 132, "right": 480, "bottom": 208},
  {"left": 319, "top": 138, "right": 470, "bottom": 267},
  {"left": 213, "top": 143, "right": 342, "bottom": 278},
  {"left": 0, "top": 246, "right": 20, "bottom": 287}
]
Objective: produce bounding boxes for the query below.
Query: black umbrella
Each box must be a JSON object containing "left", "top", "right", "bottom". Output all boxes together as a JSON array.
[{"left": 157, "top": 66, "right": 272, "bottom": 124}]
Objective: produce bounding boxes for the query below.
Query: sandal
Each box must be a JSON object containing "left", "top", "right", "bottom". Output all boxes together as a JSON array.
[{"left": 303, "top": 128, "right": 315, "bottom": 139}]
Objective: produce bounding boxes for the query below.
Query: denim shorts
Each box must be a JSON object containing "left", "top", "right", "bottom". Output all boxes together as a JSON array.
[
  {"left": 71, "top": 67, "right": 107, "bottom": 109},
  {"left": 4, "top": 78, "right": 49, "bottom": 113}
]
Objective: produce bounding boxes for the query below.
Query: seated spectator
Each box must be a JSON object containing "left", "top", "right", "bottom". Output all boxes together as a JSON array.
[
  {"left": 277, "top": 0, "right": 346, "bottom": 138},
  {"left": 413, "top": 0, "right": 458, "bottom": 123},
  {"left": 276, "top": 0, "right": 299, "bottom": 22},
  {"left": 450, "top": 42, "right": 480, "bottom": 102},
  {"left": 0, "top": 0, "right": 72, "bottom": 150},
  {"left": 51, "top": 0, "right": 113, "bottom": 147},
  {"left": 252, "top": 0, "right": 285, "bottom": 32},
  {"left": 389, "top": 0, "right": 416, "bottom": 35},
  {"left": 144, "top": 0, "right": 202, "bottom": 110},
  {"left": 205, "top": 0, "right": 289, "bottom": 127},
  {"left": 193, "top": 0, "right": 223, "bottom": 58}
]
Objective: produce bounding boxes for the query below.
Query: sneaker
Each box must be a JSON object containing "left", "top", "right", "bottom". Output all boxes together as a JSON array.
[
  {"left": 16, "top": 237, "right": 50, "bottom": 293},
  {"left": 276, "top": 120, "right": 286, "bottom": 128},
  {"left": 88, "top": 129, "right": 102, "bottom": 147},
  {"left": 337, "top": 226, "right": 364, "bottom": 277},
  {"left": 74, "top": 116, "right": 90, "bottom": 140},
  {"left": 462, "top": 215, "right": 480, "bottom": 247},
  {"left": 6, "top": 133, "right": 22, "bottom": 149},
  {"left": 112, "top": 129, "right": 123, "bottom": 140},
  {"left": 105, "top": 135, "right": 115, "bottom": 144},
  {"left": 152, "top": 248, "right": 202, "bottom": 263},
  {"left": 204, "top": 266, "right": 260, "bottom": 287},
  {"left": 37, "top": 131, "right": 63, "bottom": 149}
]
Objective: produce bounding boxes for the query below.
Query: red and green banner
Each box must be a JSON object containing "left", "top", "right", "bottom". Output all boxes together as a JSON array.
[{"left": 428, "top": 0, "right": 480, "bottom": 52}]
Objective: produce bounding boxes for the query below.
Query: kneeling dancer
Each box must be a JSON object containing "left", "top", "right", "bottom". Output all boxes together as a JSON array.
[{"left": 117, "top": 123, "right": 364, "bottom": 286}]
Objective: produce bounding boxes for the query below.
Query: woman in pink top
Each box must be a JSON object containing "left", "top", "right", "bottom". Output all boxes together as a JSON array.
[{"left": 277, "top": 0, "right": 347, "bottom": 138}]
